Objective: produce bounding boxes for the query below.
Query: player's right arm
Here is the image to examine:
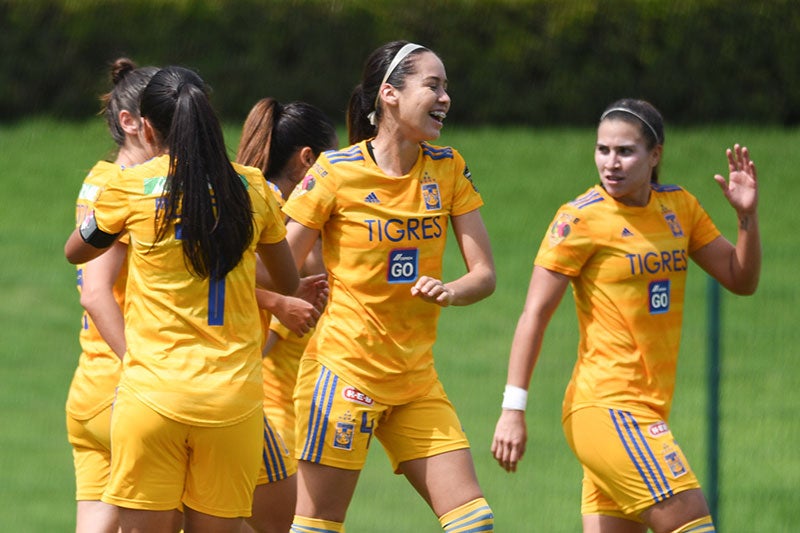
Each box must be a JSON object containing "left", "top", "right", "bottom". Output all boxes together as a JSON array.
[{"left": 285, "top": 219, "right": 322, "bottom": 271}]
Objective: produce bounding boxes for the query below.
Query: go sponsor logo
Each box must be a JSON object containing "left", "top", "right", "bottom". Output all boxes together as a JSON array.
[
  {"left": 649, "top": 279, "right": 671, "bottom": 314},
  {"left": 388, "top": 248, "right": 418, "bottom": 284}
]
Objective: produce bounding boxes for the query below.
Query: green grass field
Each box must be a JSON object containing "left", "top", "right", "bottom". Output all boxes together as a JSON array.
[{"left": 0, "top": 119, "right": 797, "bottom": 531}]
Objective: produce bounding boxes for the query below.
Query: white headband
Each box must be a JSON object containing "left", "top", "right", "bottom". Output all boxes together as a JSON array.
[
  {"left": 601, "top": 107, "right": 660, "bottom": 143},
  {"left": 368, "top": 43, "right": 426, "bottom": 126}
]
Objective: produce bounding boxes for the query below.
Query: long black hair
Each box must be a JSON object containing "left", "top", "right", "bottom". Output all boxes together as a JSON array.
[{"left": 140, "top": 66, "right": 254, "bottom": 279}]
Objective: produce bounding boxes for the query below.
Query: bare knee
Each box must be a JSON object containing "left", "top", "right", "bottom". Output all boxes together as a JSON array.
[
  {"left": 640, "top": 488, "right": 711, "bottom": 533},
  {"left": 582, "top": 513, "right": 648, "bottom": 533}
]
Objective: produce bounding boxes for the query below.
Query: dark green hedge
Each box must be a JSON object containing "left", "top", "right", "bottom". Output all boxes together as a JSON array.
[{"left": 1, "top": 0, "right": 798, "bottom": 125}]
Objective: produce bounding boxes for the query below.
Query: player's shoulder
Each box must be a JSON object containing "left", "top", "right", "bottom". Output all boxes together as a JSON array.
[
  {"left": 231, "top": 161, "right": 264, "bottom": 187},
  {"left": 324, "top": 143, "right": 367, "bottom": 166},
  {"left": 78, "top": 160, "right": 120, "bottom": 201},
  {"left": 420, "top": 141, "right": 456, "bottom": 161},
  {"left": 652, "top": 183, "right": 685, "bottom": 194},
  {"left": 117, "top": 155, "right": 170, "bottom": 196},
  {"left": 651, "top": 182, "right": 701, "bottom": 209},
  {"left": 565, "top": 185, "right": 607, "bottom": 212},
  {"left": 84, "top": 160, "right": 118, "bottom": 181},
  {"left": 120, "top": 154, "right": 168, "bottom": 180}
]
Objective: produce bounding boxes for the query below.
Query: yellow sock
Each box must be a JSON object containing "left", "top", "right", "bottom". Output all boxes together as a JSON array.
[
  {"left": 670, "top": 515, "right": 715, "bottom": 533},
  {"left": 290, "top": 515, "right": 345, "bottom": 533},
  {"left": 439, "top": 497, "right": 494, "bottom": 532}
]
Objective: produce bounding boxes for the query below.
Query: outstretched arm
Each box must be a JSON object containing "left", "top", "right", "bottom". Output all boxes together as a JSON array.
[
  {"left": 692, "top": 144, "right": 761, "bottom": 295},
  {"left": 491, "top": 266, "right": 570, "bottom": 473}
]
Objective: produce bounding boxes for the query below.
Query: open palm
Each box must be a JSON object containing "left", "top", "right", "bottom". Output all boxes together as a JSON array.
[{"left": 714, "top": 144, "right": 758, "bottom": 214}]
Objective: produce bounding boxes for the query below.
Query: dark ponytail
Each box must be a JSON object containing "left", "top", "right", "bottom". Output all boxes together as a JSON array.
[
  {"left": 141, "top": 66, "right": 254, "bottom": 279},
  {"left": 238, "top": 98, "right": 337, "bottom": 179},
  {"left": 346, "top": 84, "right": 376, "bottom": 145},
  {"left": 235, "top": 97, "right": 280, "bottom": 177}
]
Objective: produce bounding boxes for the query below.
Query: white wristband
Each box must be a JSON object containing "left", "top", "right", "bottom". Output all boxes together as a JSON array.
[{"left": 502, "top": 384, "right": 528, "bottom": 411}]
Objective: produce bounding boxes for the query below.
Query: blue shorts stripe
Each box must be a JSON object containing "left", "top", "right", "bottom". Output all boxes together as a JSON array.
[
  {"left": 312, "top": 371, "right": 337, "bottom": 462},
  {"left": 301, "top": 366, "right": 338, "bottom": 463},
  {"left": 261, "top": 415, "right": 287, "bottom": 482},
  {"left": 610, "top": 409, "right": 663, "bottom": 503},
  {"left": 301, "top": 368, "right": 329, "bottom": 461},
  {"left": 623, "top": 411, "right": 673, "bottom": 499},
  {"left": 617, "top": 410, "right": 670, "bottom": 501}
]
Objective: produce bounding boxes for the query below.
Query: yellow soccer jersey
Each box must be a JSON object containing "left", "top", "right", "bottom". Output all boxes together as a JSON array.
[
  {"left": 282, "top": 140, "right": 484, "bottom": 405},
  {"left": 67, "top": 160, "right": 126, "bottom": 420},
  {"left": 91, "top": 155, "right": 287, "bottom": 426},
  {"left": 536, "top": 184, "right": 720, "bottom": 420}
]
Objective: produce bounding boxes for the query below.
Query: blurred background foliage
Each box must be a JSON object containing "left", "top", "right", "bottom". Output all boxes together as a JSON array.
[{"left": 1, "top": 0, "right": 798, "bottom": 125}]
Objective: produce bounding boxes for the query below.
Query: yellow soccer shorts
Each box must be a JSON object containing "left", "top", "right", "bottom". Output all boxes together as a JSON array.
[
  {"left": 294, "top": 359, "right": 470, "bottom": 472},
  {"left": 563, "top": 405, "right": 703, "bottom": 519},
  {"left": 102, "top": 386, "right": 263, "bottom": 518},
  {"left": 67, "top": 404, "right": 113, "bottom": 501}
]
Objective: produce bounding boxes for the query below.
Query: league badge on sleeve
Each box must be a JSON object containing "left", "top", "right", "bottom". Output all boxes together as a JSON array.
[
  {"left": 463, "top": 165, "right": 479, "bottom": 192},
  {"left": 300, "top": 174, "right": 316, "bottom": 193},
  {"left": 548, "top": 212, "right": 574, "bottom": 247}
]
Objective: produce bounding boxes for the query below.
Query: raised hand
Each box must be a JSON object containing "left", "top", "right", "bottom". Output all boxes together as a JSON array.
[{"left": 714, "top": 144, "right": 758, "bottom": 216}]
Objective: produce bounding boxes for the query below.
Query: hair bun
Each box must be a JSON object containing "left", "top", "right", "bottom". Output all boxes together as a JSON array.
[{"left": 110, "top": 57, "right": 137, "bottom": 85}]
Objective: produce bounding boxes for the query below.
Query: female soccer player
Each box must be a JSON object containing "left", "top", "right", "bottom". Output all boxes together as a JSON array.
[
  {"left": 235, "top": 97, "right": 337, "bottom": 533},
  {"left": 66, "top": 57, "right": 157, "bottom": 533},
  {"left": 65, "top": 66, "right": 300, "bottom": 532},
  {"left": 283, "top": 41, "right": 497, "bottom": 532},
  {"left": 491, "top": 98, "right": 760, "bottom": 533}
]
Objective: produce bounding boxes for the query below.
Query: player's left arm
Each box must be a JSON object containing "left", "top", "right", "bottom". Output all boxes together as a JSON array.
[
  {"left": 691, "top": 144, "right": 761, "bottom": 295},
  {"left": 412, "top": 209, "right": 496, "bottom": 307}
]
